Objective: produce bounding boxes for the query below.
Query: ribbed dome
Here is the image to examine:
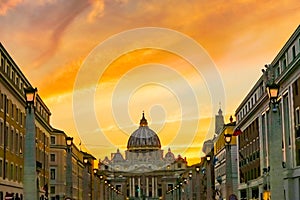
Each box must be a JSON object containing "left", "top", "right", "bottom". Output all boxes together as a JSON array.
[{"left": 127, "top": 113, "right": 161, "bottom": 152}]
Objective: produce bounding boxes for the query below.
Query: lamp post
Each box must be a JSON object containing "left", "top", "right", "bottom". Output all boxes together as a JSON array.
[
  {"left": 224, "top": 133, "right": 233, "bottom": 200},
  {"left": 206, "top": 154, "right": 213, "bottom": 200},
  {"left": 24, "top": 86, "right": 38, "bottom": 200},
  {"left": 195, "top": 166, "right": 200, "bottom": 199},
  {"left": 99, "top": 175, "right": 105, "bottom": 200},
  {"left": 266, "top": 81, "right": 285, "bottom": 200},
  {"left": 66, "top": 136, "right": 73, "bottom": 199},
  {"left": 84, "top": 157, "right": 93, "bottom": 200},
  {"left": 216, "top": 175, "right": 222, "bottom": 200}
]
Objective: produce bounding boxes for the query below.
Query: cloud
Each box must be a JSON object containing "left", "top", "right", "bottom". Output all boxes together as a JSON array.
[
  {"left": 31, "top": 1, "right": 91, "bottom": 69},
  {"left": 0, "top": 0, "right": 23, "bottom": 15},
  {"left": 38, "top": 56, "right": 84, "bottom": 98},
  {"left": 87, "top": 0, "right": 105, "bottom": 22}
]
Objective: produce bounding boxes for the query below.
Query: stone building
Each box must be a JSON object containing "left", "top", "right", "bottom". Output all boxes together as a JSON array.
[
  {"left": 235, "top": 25, "right": 300, "bottom": 200},
  {"left": 97, "top": 113, "right": 189, "bottom": 200},
  {"left": 0, "top": 43, "right": 51, "bottom": 200}
]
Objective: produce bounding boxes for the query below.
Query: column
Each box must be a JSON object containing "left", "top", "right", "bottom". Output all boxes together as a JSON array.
[
  {"left": 24, "top": 107, "right": 38, "bottom": 200},
  {"left": 138, "top": 177, "right": 141, "bottom": 197},
  {"left": 269, "top": 107, "right": 284, "bottom": 200},
  {"left": 66, "top": 147, "right": 73, "bottom": 198},
  {"left": 226, "top": 145, "right": 233, "bottom": 200},
  {"left": 155, "top": 177, "right": 157, "bottom": 197},
  {"left": 133, "top": 177, "right": 135, "bottom": 197},
  {"left": 129, "top": 177, "right": 132, "bottom": 197},
  {"left": 207, "top": 162, "right": 212, "bottom": 200},
  {"left": 146, "top": 177, "right": 149, "bottom": 197},
  {"left": 152, "top": 177, "right": 155, "bottom": 197}
]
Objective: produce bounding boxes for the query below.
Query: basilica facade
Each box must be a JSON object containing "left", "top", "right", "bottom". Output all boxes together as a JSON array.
[{"left": 97, "top": 113, "right": 189, "bottom": 200}]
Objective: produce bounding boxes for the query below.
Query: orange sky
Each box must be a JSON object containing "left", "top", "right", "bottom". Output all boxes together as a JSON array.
[{"left": 1, "top": 0, "right": 300, "bottom": 164}]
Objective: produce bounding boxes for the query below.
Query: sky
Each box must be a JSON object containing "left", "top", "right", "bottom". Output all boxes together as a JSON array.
[{"left": 1, "top": 0, "right": 300, "bottom": 164}]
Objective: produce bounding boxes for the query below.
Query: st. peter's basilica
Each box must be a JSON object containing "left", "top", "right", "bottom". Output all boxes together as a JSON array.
[{"left": 97, "top": 113, "right": 189, "bottom": 200}]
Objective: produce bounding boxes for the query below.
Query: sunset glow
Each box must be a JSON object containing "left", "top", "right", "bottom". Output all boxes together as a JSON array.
[{"left": 1, "top": 0, "right": 300, "bottom": 164}]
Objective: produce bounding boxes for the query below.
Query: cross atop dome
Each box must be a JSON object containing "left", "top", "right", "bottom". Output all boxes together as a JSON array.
[{"left": 140, "top": 111, "right": 148, "bottom": 126}]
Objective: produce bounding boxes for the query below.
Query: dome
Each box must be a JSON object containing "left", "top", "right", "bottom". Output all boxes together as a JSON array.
[
  {"left": 127, "top": 113, "right": 161, "bottom": 152},
  {"left": 112, "top": 149, "right": 125, "bottom": 163},
  {"left": 165, "top": 148, "right": 175, "bottom": 161}
]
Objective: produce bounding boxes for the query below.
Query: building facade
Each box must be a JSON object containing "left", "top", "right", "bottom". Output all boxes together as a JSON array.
[
  {"left": 235, "top": 25, "right": 300, "bottom": 200},
  {"left": 97, "top": 113, "right": 189, "bottom": 200},
  {"left": 0, "top": 43, "right": 51, "bottom": 200},
  {"left": 49, "top": 129, "right": 96, "bottom": 200},
  {"left": 0, "top": 42, "right": 100, "bottom": 200}
]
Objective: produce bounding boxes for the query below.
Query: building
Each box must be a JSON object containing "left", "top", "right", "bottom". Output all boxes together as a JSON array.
[
  {"left": 97, "top": 113, "right": 189, "bottom": 200},
  {"left": 0, "top": 42, "right": 100, "bottom": 200},
  {"left": 235, "top": 25, "right": 300, "bottom": 200},
  {"left": 0, "top": 43, "right": 51, "bottom": 200},
  {"left": 49, "top": 128, "right": 98, "bottom": 200}
]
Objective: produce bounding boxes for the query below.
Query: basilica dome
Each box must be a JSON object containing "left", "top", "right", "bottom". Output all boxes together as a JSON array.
[{"left": 127, "top": 113, "right": 161, "bottom": 152}]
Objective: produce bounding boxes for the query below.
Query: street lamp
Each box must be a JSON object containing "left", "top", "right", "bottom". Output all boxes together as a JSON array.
[
  {"left": 189, "top": 171, "right": 192, "bottom": 179},
  {"left": 224, "top": 132, "right": 233, "bottom": 200},
  {"left": 66, "top": 136, "right": 73, "bottom": 199},
  {"left": 24, "top": 86, "right": 37, "bottom": 108},
  {"left": 206, "top": 155, "right": 211, "bottom": 162},
  {"left": 224, "top": 133, "right": 232, "bottom": 144},
  {"left": 266, "top": 82, "right": 280, "bottom": 112},
  {"left": 66, "top": 137, "right": 73, "bottom": 147},
  {"left": 24, "top": 86, "right": 38, "bottom": 200},
  {"left": 266, "top": 83, "right": 279, "bottom": 103}
]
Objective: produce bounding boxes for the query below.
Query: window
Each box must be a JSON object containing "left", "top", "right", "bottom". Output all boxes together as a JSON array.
[
  {"left": 10, "top": 128, "right": 14, "bottom": 152},
  {"left": 0, "top": 160, "right": 2, "bottom": 178},
  {"left": 5, "top": 126, "right": 8, "bottom": 149},
  {"left": 0, "top": 121, "right": 3, "bottom": 146},
  {"left": 0, "top": 93, "right": 3, "bottom": 110},
  {"left": 296, "top": 107, "right": 300, "bottom": 128},
  {"left": 50, "top": 186, "right": 55, "bottom": 194},
  {"left": 1, "top": 57, "right": 4, "bottom": 68},
  {"left": 282, "top": 58, "right": 287, "bottom": 69},
  {"left": 15, "top": 132, "right": 18, "bottom": 154},
  {"left": 296, "top": 107, "right": 300, "bottom": 140},
  {"left": 283, "top": 95, "right": 291, "bottom": 145},
  {"left": 15, "top": 165, "right": 18, "bottom": 181},
  {"left": 16, "top": 108, "right": 19, "bottom": 123},
  {"left": 50, "top": 168, "right": 56, "bottom": 180},
  {"left": 20, "top": 134, "right": 23, "bottom": 155},
  {"left": 5, "top": 162, "right": 8, "bottom": 179},
  {"left": 20, "top": 112, "right": 23, "bottom": 126},
  {"left": 11, "top": 103, "right": 14, "bottom": 119},
  {"left": 50, "top": 154, "right": 56, "bottom": 162},
  {"left": 10, "top": 163, "right": 13, "bottom": 180},
  {"left": 19, "top": 167, "right": 22, "bottom": 182},
  {"left": 177, "top": 163, "right": 182, "bottom": 168},
  {"left": 292, "top": 46, "right": 296, "bottom": 60},
  {"left": 50, "top": 136, "right": 55, "bottom": 145},
  {"left": 276, "top": 66, "right": 280, "bottom": 77}
]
